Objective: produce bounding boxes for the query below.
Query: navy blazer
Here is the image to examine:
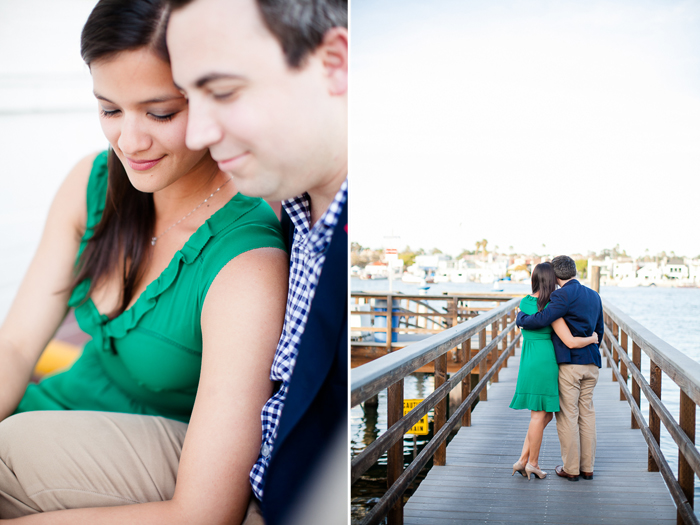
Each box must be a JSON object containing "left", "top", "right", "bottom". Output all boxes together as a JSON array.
[
  {"left": 516, "top": 279, "right": 603, "bottom": 367},
  {"left": 261, "top": 200, "right": 348, "bottom": 525}
]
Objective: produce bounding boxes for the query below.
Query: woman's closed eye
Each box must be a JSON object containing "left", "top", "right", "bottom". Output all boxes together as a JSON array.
[
  {"left": 100, "top": 108, "right": 120, "bottom": 118},
  {"left": 99, "top": 108, "right": 177, "bottom": 122},
  {"left": 149, "top": 112, "right": 177, "bottom": 122}
]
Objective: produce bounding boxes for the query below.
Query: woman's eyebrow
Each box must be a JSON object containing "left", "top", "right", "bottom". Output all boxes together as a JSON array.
[
  {"left": 93, "top": 92, "right": 184, "bottom": 104},
  {"left": 138, "top": 95, "right": 185, "bottom": 104}
]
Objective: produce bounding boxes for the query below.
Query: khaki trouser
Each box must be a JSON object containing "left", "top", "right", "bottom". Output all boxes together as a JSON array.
[
  {"left": 0, "top": 411, "right": 264, "bottom": 523},
  {"left": 555, "top": 364, "right": 599, "bottom": 475}
]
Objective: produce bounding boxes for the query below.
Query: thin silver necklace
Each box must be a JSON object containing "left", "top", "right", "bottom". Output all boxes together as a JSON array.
[{"left": 151, "top": 177, "right": 232, "bottom": 246}]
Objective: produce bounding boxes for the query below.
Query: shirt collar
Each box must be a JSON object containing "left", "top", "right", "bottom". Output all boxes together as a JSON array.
[{"left": 283, "top": 179, "right": 347, "bottom": 254}]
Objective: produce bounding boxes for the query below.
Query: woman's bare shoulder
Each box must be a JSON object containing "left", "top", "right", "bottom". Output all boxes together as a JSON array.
[
  {"left": 53, "top": 152, "right": 102, "bottom": 232},
  {"left": 64, "top": 152, "right": 100, "bottom": 190}
]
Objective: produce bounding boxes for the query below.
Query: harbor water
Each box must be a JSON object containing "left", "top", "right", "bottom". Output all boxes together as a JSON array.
[{"left": 351, "top": 278, "right": 700, "bottom": 518}]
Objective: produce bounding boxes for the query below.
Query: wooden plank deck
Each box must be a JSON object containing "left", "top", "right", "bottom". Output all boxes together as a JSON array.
[{"left": 404, "top": 347, "right": 678, "bottom": 524}]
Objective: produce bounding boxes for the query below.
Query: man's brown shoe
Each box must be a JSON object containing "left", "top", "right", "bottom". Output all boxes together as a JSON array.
[
  {"left": 581, "top": 471, "right": 593, "bottom": 480},
  {"left": 555, "top": 465, "right": 579, "bottom": 481}
]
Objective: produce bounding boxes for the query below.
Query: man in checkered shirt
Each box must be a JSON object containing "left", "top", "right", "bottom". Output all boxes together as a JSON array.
[{"left": 168, "top": 0, "right": 348, "bottom": 523}]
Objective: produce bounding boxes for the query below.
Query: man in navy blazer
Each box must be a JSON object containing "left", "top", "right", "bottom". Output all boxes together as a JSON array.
[
  {"left": 168, "top": 0, "right": 348, "bottom": 522},
  {"left": 261, "top": 200, "right": 347, "bottom": 525},
  {"left": 517, "top": 256, "right": 603, "bottom": 482}
]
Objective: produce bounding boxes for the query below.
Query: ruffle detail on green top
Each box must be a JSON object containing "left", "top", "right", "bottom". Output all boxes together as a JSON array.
[
  {"left": 69, "top": 195, "right": 265, "bottom": 350},
  {"left": 95, "top": 195, "right": 264, "bottom": 343},
  {"left": 509, "top": 393, "right": 560, "bottom": 412},
  {"left": 67, "top": 150, "right": 270, "bottom": 353}
]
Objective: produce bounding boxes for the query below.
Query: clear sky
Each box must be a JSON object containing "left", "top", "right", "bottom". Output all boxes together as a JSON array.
[{"left": 350, "top": 0, "right": 700, "bottom": 258}]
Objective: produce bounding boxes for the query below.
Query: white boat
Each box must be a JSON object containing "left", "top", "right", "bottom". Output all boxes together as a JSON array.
[{"left": 402, "top": 272, "right": 425, "bottom": 283}]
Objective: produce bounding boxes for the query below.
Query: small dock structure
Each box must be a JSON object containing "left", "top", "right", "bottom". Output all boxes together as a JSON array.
[{"left": 351, "top": 294, "right": 700, "bottom": 525}]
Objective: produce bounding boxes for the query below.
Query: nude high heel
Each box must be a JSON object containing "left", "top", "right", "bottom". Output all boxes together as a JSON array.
[
  {"left": 525, "top": 463, "right": 547, "bottom": 480},
  {"left": 512, "top": 460, "right": 527, "bottom": 477}
]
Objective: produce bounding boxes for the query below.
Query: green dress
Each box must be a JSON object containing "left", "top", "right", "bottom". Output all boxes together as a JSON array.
[
  {"left": 16, "top": 151, "right": 287, "bottom": 423},
  {"left": 509, "top": 295, "right": 560, "bottom": 412}
]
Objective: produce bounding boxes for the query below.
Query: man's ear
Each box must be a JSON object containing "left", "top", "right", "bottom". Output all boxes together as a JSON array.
[{"left": 318, "top": 27, "right": 348, "bottom": 96}]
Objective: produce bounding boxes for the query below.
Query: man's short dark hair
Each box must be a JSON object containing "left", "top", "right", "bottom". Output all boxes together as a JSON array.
[
  {"left": 551, "top": 256, "right": 577, "bottom": 280},
  {"left": 168, "top": 0, "right": 347, "bottom": 68}
]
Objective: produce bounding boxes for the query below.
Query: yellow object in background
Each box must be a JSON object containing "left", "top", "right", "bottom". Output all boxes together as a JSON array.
[
  {"left": 403, "top": 399, "right": 429, "bottom": 435},
  {"left": 33, "top": 340, "right": 82, "bottom": 378}
]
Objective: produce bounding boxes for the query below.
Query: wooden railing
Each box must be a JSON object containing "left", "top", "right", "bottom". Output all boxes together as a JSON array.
[
  {"left": 351, "top": 298, "right": 521, "bottom": 525},
  {"left": 602, "top": 301, "right": 700, "bottom": 525},
  {"left": 351, "top": 292, "right": 520, "bottom": 368}
]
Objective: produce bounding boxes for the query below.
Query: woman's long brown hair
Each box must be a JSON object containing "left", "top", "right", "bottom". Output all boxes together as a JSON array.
[
  {"left": 71, "top": 0, "right": 169, "bottom": 318},
  {"left": 531, "top": 262, "right": 557, "bottom": 312}
]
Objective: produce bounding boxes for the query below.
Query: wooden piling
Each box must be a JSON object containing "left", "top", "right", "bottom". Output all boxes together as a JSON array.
[{"left": 590, "top": 265, "right": 601, "bottom": 292}]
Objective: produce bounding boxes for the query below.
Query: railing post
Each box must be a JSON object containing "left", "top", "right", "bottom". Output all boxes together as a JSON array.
[
  {"left": 678, "top": 390, "right": 696, "bottom": 525},
  {"left": 500, "top": 314, "right": 508, "bottom": 368},
  {"left": 507, "top": 309, "right": 513, "bottom": 348},
  {"left": 479, "top": 328, "right": 487, "bottom": 401},
  {"left": 387, "top": 380, "right": 404, "bottom": 525},
  {"left": 631, "top": 341, "right": 641, "bottom": 430},
  {"left": 619, "top": 330, "right": 628, "bottom": 401},
  {"left": 462, "top": 336, "right": 472, "bottom": 427},
  {"left": 611, "top": 321, "right": 619, "bottom": 382},
  {"left": 457, "top": 339, "right": 466, "bottom": 365},
  {"left": 434, "top": 353, "right": 447, "bottom": 466},
  {"left": 386, "top": 294, "right": 393, "bottom": 354},
  {"left": 491, "top": 320, "right": 500, "bottom": 383},
  {"left": 648, "top": 360, "right": 661, "bottom": 472}
]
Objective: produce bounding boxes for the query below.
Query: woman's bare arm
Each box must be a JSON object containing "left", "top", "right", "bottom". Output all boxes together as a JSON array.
[
  {"left": 3, "top": 246, "right": 289, "bottom": 525},
  {"left": 552, "top": 318, "right": 599, "bottom": 349},
  {"left": 0, "top": 154, "right": 93, "bottom": 421}
]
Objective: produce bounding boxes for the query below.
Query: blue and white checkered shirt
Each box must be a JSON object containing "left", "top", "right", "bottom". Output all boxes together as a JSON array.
[{"left": 249, "top": 179, "right": 347, "bottom": 500}]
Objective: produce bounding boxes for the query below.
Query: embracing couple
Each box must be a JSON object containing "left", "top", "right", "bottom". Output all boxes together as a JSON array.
[{"left": 510, "top": 256, "right": 604, "bottom": 482}]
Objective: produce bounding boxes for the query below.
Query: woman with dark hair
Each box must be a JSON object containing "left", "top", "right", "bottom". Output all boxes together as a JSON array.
[
  {"left": 0, "top": 0, "right": 287, "bottom": 523},
  {"left": 509, "top": 262, "right": 598, "bottom": 480}
]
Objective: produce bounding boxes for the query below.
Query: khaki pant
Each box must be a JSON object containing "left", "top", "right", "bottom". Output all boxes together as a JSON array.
[
  {"left": 0, "top": 411, "right": 264, "bottom": 523},
  {"left": 555, "top": 364, "right": 599, "bottom": 475}
]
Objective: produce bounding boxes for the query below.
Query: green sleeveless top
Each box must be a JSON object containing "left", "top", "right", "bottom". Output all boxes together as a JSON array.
[{"left": 17, "top": 151, "right": 286, "bottom": 422}]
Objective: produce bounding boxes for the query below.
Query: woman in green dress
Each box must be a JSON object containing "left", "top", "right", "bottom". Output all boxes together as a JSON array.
[
  {"left": 510, "top": 262, "right": 598, "bottom": 480},
  {"left": 0, "top": 0, "right": 288, "bottom": 523}
]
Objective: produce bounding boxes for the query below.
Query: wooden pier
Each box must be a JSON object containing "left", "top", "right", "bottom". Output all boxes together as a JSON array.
[
  {"left": 404, "top": 347, "right": 676, "bottom": 524},
  {"left": 351, "top": 294, "right": 700, "bottom": 525}
]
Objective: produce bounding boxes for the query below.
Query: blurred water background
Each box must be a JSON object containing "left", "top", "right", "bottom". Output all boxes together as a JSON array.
[
  {"left": 0, "top": 0, "right": 104, "bottom": 323},
  {"left": 351, "top": 279, "right": 700, "bottom": 512}
]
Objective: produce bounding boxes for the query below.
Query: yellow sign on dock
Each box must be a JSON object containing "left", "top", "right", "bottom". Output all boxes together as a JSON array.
[{"left": 403, "top": 399, "right": 429, "bottom": 435}]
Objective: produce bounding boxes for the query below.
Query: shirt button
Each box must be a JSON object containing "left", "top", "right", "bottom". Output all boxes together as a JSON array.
[{"left": 261, "top": 443, "right": 271, "bottom": 457}]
